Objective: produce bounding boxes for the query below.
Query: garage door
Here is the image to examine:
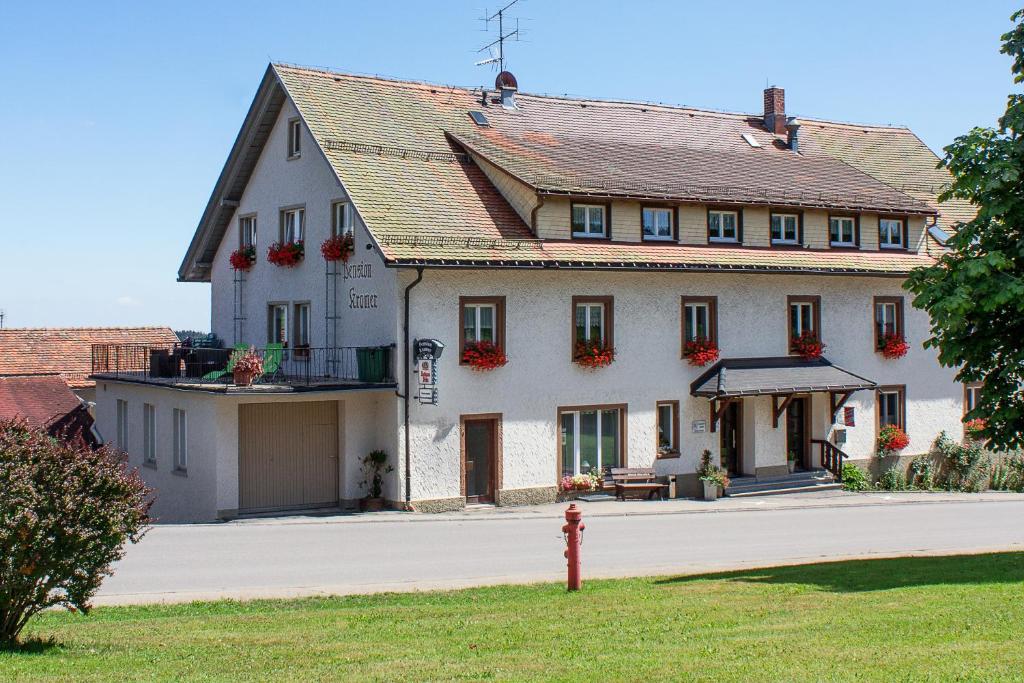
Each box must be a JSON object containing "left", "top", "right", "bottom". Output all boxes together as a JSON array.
[{"left": 239, "top": 401, "right": 339, "bottom": 513}]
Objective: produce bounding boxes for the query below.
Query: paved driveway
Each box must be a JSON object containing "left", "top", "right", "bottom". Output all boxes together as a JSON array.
[{"left": 96, "top": 492, "right": 1024, "bottom": 605}]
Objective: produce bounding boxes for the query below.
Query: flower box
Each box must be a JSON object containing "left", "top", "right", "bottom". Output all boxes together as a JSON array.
[
  {"left": 321, "top": 233, "right": 355, "bottom": 262},
  {"left": 684, "top": 338, "right": 720, "bottom": 367},
  {"left": 877, "top": 424, "right": 910, "bottom": 455},
  {"left": 573, "top": 340, "right": 615, "bottom": 369},
  {"left": 964, "top": 418, "right": 986, "bottom": 441},
  {"left": 880, "top": 333, "right": 909, "bottom": 359},
  {"left": 792, "top": 331, "right": 825, "bottom": 360},
  {"left": 267, "top": 240, "right": 304, "bottom": 267},
  {"left": 229, "top": 246, "right": 256, "bottom": 272},
  {"left": 461, "top": 340, "right": 507, "bottom": 371}
]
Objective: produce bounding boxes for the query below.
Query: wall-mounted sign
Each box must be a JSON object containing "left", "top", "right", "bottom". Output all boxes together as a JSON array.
[
  {"left": 834, "top": 428, "right": 847, "bottom": 445},
  {"left": 413, "top": 339, "right": 442, "bottom": 405},
  {"left": 414, "top": 338, "right": 445, "bottom": 361},
  {"left": 843, "top": 406, "right": 855, "bottom": 427},
  {"left": 692, "top": 420, "right": 707, "bottom": 433}
]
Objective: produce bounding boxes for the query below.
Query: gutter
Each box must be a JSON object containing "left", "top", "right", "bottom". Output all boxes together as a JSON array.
[{"left": 400, "top": 266, "right": 424, "bottom": 508}]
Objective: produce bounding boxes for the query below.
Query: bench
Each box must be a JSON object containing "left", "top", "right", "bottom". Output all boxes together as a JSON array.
[{"left": 609, "top": 467, "right": 669, "bottom": 501}]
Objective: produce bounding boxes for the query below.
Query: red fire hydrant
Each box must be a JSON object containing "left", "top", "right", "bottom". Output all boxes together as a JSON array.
[{"left": 563, "top": 504, "right": 585, "bottom": 591}]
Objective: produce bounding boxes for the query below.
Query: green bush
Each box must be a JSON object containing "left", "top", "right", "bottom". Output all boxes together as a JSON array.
[
  {"left": 878, "top": 464, "right": 910, "bottom": 491},
  {"left": 909, "top": 456, "right": 936, "bottom": 490},
  {"left": 841, "top": 463, "right": 871, "bottom": 491},
  {"left": 0, "top": 420, "right": 151, "bottom": 646},
  {"left": 933, "top": 432, "right": 989, "bottom": 492},
  {"left": 993, "top": 453, "right": 1024, "bottom": 492}
]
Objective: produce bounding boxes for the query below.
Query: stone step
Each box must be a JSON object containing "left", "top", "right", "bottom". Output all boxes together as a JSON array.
[
  {"left": 726, "top": 481, "right": 843, "bottom": 497},
  {"left": 725, "top": 470, "right": 838, "bottom": 496}
]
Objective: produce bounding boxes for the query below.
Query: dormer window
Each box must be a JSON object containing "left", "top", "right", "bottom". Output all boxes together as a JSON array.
[
  {"left": 571, "top": 203, "right": 608, "bottom": 239},
  {"left": 708, "top": 210, "right": 740, "bottom": 243},
  {"left": 642, "top": 206, "right": 674, "bottom": 241},
  {"left": 879, "top": 217, "right": 905, "bottom": 249},
  {"left": 287, "top": 118, "right": 301, "bottom": 158},
  {"left": 829, "top": 216, "right": 857, "bottom": 247},
  {"left": 770, "top": 213, "right": 800, "bottom": 245}
]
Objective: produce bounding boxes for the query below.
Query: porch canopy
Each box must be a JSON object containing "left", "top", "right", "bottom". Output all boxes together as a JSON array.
[{"left": 690, "top": 357, "right": 877, "bottom": 430}]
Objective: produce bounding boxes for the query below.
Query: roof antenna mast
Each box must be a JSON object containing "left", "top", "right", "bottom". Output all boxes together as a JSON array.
[{"left": 475, "top": 0, "right": 525, "bottom": 73}]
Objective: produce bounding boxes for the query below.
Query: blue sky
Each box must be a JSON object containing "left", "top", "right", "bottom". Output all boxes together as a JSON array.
[{"left": 0, "top": 0, "right": 1017, "bottom": 331}]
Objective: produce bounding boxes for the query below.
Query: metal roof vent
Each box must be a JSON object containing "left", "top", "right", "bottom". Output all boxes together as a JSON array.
[
  {"left": 785, "top": 117, "right": 801, "bottom": 153},
  {"left": 468, "top": 111, "right": 490, "bottom": 127},
  {"left": 496, "top": 71, "right": 518, "bottom": 110}
]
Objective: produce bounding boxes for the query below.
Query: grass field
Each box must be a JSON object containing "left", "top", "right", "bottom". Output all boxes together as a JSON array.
[{"left": 3, "top": 553, "right": 1023, "bottom": 682}]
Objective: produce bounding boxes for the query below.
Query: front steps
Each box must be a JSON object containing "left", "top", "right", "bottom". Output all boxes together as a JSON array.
[{"left": 725, "top": 469, "right": 842, "bottom": 497}]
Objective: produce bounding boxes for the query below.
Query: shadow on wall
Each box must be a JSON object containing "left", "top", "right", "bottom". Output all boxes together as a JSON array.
[{"left": 655, "top": 552, "right": 1024, "bottom": 593}]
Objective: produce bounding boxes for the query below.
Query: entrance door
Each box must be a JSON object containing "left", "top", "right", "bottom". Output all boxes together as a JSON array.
[
  {"left": 786, "top": 397, "right": 808, "bottom": 470},
  {"left": 719, "top": 401, "right": 741, "bottom": 474},
  {"left": 463, "top": 417, "right": 498, "bottom": 504}
]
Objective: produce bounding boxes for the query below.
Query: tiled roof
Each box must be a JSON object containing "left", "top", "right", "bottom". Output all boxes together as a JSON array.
[
  {"left": 0, "top": 327, "right": 179, "bottom": 388},
  {"left": 0, "top": 374, "right": 83, "bottom": 426},
  {"left": 188, "top": 65, "right": 951, "bottom": 276}
]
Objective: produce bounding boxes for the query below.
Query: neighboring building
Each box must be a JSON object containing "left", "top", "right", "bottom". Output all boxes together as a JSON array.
[
  {"left": 92, "top": 64, "right": 974, "bottom": 522},
  {"left": 0, "top": 327, "right": 179, "bottom": 404},
  {"left": 0, "top": 374, "right": 99, "bottom": 448}
]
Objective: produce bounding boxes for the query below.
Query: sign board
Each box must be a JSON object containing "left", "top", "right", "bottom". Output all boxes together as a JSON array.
[
  {"left": 843, "top": 406, "right": 855, "bottom": 427},
  {"left": 834, "top": 428, "right": 847, "bottom": 445},
  {"left": 691, "top": 420, "right": 707, "bottom": 433},
  {"left": 414, "top": 347, "right": 438, "bottom": 405},
  {"left": 414, "top": 338, "right": 445, "bottom": 361}
]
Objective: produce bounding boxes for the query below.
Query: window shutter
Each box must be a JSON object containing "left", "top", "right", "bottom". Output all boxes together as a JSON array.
[{"left": 737, "top": 209, "right": 744, "bottom": 244}]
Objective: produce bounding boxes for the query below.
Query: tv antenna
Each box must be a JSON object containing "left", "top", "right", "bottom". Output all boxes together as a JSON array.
[
  {"left": 0, "top": 309, "right": 5, "bottom": 329},
  {"left": 476, "top": 0, "right": 525, "bottom": 72}
]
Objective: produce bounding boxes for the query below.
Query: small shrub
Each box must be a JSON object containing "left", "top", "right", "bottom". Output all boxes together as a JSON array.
[
  {"left": 990, "top": 461, "right": 1013, "bottom": 490},
  {"left": 909, "top": 455, "right": 936, "bottom": 490},
  {"left": 878, "top": 464, "right": 909, "bottom": 491},
  {"left": 933, "top": 432, "right": 989, "bottom": 492},
  {"left": 697, "top": 449, "right": 730, "bottom": 489},
  {"left": 841, "top": 463, "right": 871, "bottom": 491},
  {"left": 1009, "top": 454, "right": 1024, "bottom": 492},
  {"left": 360, "top": 449, "right": 393, "bottom": 499},
  {"left": 0, "top": 420, "right": 151, "bottom": 645}
]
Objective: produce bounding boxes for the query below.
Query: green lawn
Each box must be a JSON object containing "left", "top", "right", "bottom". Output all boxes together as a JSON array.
[{"left": 4, "top": 553, "right": 1023, "bottom": 682}]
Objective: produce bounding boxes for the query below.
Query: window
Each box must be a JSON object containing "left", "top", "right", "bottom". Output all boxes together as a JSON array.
[
  {"left": 143, "top": 403, "right": 156, "bottom": 465},
  {"left": 239, "top": 214, "right": 257, "bottom": 249},
  {"left": 332, "top": 201, "right": 354, "bottom": 237},
  {"left": 874, "top": 296, "right": 904, "bottom": 350},
  {"left": 656, "top": 401, "right": 680, "bottom": 457},
  {"left": 559, "top": 405, "right": 625, "bottom": 478},
  {"left": 708, "top": 209, "right": 740, "bottom": 243},
  {"left": 681, "top": 296, "right": 718, "bottom": 346},
  {"left": 879, "top": 217, "right": 905, "bottom": 249},
  {"left": 571, "top": 203, "right": 608, "bottom": 238},
  {"left": 770, "top": 213, "right": 800, "bottom": 245},
  {"left": 172, "top": 408, "right": 187, "bottom": 472},
  {"left": 459, "top": 296, "right": 506, "bottom": 362},
  {"left": 280, "top": 207, "right": 305, "bottom": 243},
  {"left": 293, "top": 303, "right": 310, "bottom": 348},
  {"left": 964, "top": 382, "right": 982, "bottom": 415},
  {"left": 116, "top": 399, "right": 128, "bottom": 451},
  {"left": 572, "top": 296, "right": 613, "bottom": 349},
  {"left": 642, "top": 206, "right": 674, "bottom": 241},
  {"left": 287, "top": 118, "right": 301, "bottom": 158},
  {"left": 268, "top": 304, "right": 288, "bottom": 345},
  {"left": 788, "top": 295, "right": 820, "bottom": 352},
  {"left": 877, "top": 386, "right": 906, "bottom": 431},
  {"left": 829, "top": 216, "right": 857, "bottom": 247}
]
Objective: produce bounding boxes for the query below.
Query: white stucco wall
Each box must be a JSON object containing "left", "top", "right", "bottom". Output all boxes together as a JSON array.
[{"left": 402, "top": 268, "right": 964, "bottom": 501}]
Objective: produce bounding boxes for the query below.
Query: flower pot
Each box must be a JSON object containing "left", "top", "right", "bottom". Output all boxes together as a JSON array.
[
  {"left": 233, "top": 369, "right": 257, "bottom": 387},
  {"left": 702, "top": 480, "right": 720, "bottom": 501},
  {"left": 788, "top": 460, "right": 796, "bottom": 473},
  {"left": 360, "top": 496, "right": 385, "bottom": 512}
]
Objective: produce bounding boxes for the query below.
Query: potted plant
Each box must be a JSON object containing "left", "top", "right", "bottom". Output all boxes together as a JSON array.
[
  {"left": 683, "top": 337, "right": 720, "bottom": 367},
  {"left": 267, "top": 240, "right": 305, "bottom": 267},
  {"left": 558, "top": 471, "right": 602, "bottom": 499},
  {"left": 787, "top": 450, "right": 798, "bottom": 473},
  {"left": 462, "top": 340, "right": 508, "bottom": 371},
  {"left": 229, "top": 246, "right": 256, "bottom": 272},
  {"left": 877, "top": 424, "right": 910, "bottom": 457},
  {"left": 697, "top": 449, "right": 730, "bottom": 501},
  {"left": 321, "top": 233, "right": 355, "bottom": 263},
  {"left": 573, "top": 340, "right": 615, "bottom": 369},
  {"left": 231, "top": 346, "right": 264, "bottom": 386},
  {"left": 880, "top": 333, "right": 909, "bottom": 359},
  {"left": 964, "top": 418, "right": 986, "bottom": 442},
  {"left": 792, "top": 331, "right": 825, "bottom": 360},
  {"left": 359, "top": 449, "right": 393, "bottom": 511}
]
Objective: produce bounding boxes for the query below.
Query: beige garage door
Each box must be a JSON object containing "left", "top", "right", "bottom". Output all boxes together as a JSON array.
[{"left": 239, "top": 401, "right": 339, "bottom": 512}]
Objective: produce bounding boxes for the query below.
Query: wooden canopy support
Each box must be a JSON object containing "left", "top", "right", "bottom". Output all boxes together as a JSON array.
[
  {"left": 829, "top": 390, "right": 855, "bottom": 423},
  {"left": 772, "top": 394, "right": 795, "bottom": 429},
  {"left": 709, "top": 397, "right": 736, "bottom": 433}
]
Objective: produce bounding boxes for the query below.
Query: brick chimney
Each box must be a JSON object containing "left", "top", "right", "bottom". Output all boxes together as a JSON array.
[{"left": 764, "top": 86, "right": 786, "bottom": 135}]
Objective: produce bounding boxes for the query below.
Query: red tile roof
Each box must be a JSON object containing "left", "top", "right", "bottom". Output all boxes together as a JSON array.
[
  {"left": 0, "top": 327, "right": 179, "bottom": 388},
  {"left": 0, "top": 374, "right": 98, "bottom": 448}
]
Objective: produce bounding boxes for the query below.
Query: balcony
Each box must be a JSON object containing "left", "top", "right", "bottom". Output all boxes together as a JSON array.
[{"left": 91, "top": 343, "right": 396, "bottom": 393}]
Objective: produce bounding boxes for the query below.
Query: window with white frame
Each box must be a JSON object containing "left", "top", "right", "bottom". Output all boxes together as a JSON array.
[
  {"left": 879, "top": 218, "right": 904, "bottom": 248},
  {"left": 575, "top": 301, "right": 607, "bottom": 345},
  {"left": 463, "top": 302, "right": 496, "bottom": 343},
  {"left": 788, "top": 296, "right": 819, "bottom": 351},
  {"left": 771, "top": 213, "right": 799, "bottom": 244},
  {"left": 829, "top": 216, "right": 856, "bottom": 246},
  {"left": 571, "top": 204, "right": 607, "bottom": 238},
  {"left": 682, "top": 298, "right": 716, "bottom": 343},
  {"left": 332, "top": 201, "right": 354, "bottom": 237},
  {"left": 560, "top": 407, "right": 623, "bottom": 477},
  {"left": 143, "top": 403, "right": 156, "bottom": 464},
  {"left": 287, "top": 118, "right": 301, "bottom": 158},
  {"left": 708, "top": 210, "right": 739, "bottom": 242},
  {"left": 965, "top": 384, "right": 982, "bottom": 414},
  {"left": 172, "top": 408, "right": 187, "bottom": 472},
  {"left": 239, "top": 215, "right": 257, "bottom": 249},
  {"left": 642, "top": 207, "right": 673, "bottom": 241},
  {"left": 116, "top": 399, "right": 128, "bottom": 451},
  {"left": 656, "top": 401, "right": 679, "bottom": 456},
  {"left": 878, "top": 389, "right": 903, "bottom": 429},
  {"left": 268, "top": 304, "right": 288, "bottom": 345},
  {"left": 293, "top": 303, "right": 310, "bottom": 348},
  {"left": 874, "top": 297, "right": 903, "bottom": 349},
  {"left": 281, "top": 207, "right": 304, "bottom": 243}
]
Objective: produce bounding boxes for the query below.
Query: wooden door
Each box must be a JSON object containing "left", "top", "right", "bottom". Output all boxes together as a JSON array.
[
  {"left": 463, "top": 417, "right": 497, "bottom": 504},
  {"left": 238, "top": 401, "right": 339, "bottom": 512},
  {"left": 786, "top": 397, "right": 809, "bottom": 470},
  {"left": 719, "top": 402, "right": 741, "bottom": 475}
]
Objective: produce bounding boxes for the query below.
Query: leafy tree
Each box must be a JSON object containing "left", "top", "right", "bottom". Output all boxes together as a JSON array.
[
  {"left": 0, "top": 420, "right": 151, "bottom": 646},
  {"left": 905, "top": 10, "right": 1024, "bottom": 450}
]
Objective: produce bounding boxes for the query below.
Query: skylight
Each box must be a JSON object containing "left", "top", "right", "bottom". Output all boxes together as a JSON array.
[
  {"left": 741, "top": 133, "right": 761, "bottom": 148},
  {"left": 928, "top": 224, "right": 951, "bottom": 246},
  {"left": 469, "top": 111, "right": 490, "bottom": 127}
]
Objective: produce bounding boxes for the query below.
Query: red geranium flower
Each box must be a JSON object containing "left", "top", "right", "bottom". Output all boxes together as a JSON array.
[
  {"left": 267, "top": 240, "right": 305, "bottom": 267},
  {"left": 229, "top": 247, "right": 256, "bottom": 271},
  {"left": 792, "top": 331, "right": 825, "bottom": 360},
  {"left": 964, "top": 418, "right": 986, "bottom": 441},
  {"left": 684, "top": 338, "right": 720, "bottom": 367},
  {"left": 321, "top": 233, "right": 355, "bottom": 262},
  {"left": 878, "top": 425, "right": 910, "bottom": 453},
  {"left": 574, "top": 340, "right": 615, "bottom": 369},
  {"left": 461, "top": 340, "right": 508, "bottom": 371},
  {"left": 880, "top": 333, "right": 909, "bottom": 360}
]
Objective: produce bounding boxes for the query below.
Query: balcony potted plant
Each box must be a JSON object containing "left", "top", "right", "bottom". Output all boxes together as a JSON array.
[
  {"left": 697, "top": 449, "right": 730, "bottom": 501},
  {"left": 461, "top": 340, "right": 508, "bottom": 371},
  {"left": 877, "top": 424, "right": 910, "bottom": 457},
  {"left": 229, "top": 246, "right": 256, "bottom": 272},
  {"left": 359, "top": 449, "right": 393, "bottom": 512},
  {"left": 231, "top": 347, "right": 264, "bottom": 387},
  {"left": 793, "top": 331, "right": 825, "bottom": 360},
  {"left": 267, "top": 240, "right": 305, "bottom": 267},
  {"left": 684, "top": 337, "right": 720, "bottom": 367},
  {"left": 573, "top": 339, "right": 615, "bottom": 369},
  {"left": 321, "top": 233, "right": 355, "bottom": 263},
  {"left": 880, "top": 333, "right": 909, "bottom": 360}
]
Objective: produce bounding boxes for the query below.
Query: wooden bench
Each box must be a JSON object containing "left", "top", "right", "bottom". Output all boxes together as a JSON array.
[{"left": 609, "top": 468, "right": 669, "bottom": 501}]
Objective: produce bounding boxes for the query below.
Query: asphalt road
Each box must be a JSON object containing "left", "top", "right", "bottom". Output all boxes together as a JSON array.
[{"left": 95, "top": 496, "right": 1024, "bottom": 605}]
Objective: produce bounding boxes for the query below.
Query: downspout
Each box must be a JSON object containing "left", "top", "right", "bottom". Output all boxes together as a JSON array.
[
  {"left": 530, "top": 194, "right": 546, "bottom": 235},
  {"left": 401, "top": 266, "right": 424, "bottom": 509}
]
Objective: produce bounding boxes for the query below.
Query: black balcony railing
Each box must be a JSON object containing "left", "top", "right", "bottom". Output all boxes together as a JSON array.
[{"left": 91, "top": 343, "right": 395, "bottom": 387}]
